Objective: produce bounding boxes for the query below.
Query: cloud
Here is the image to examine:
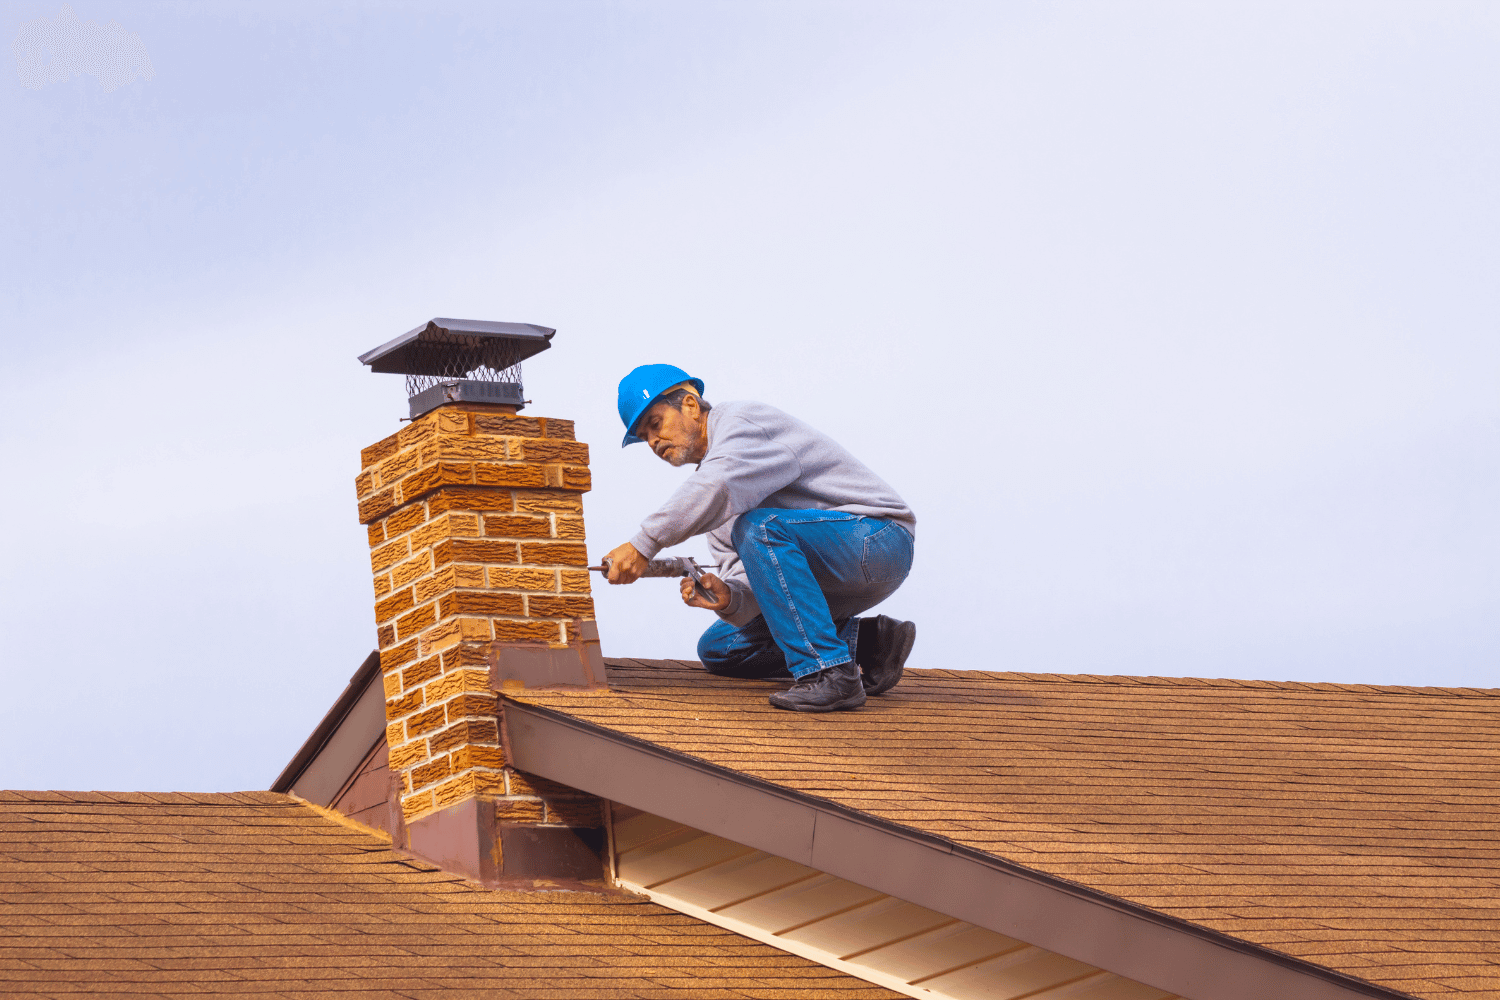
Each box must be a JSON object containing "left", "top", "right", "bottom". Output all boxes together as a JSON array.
[{"left": 13, "top": 3, "right": 154, "bottom": 92}]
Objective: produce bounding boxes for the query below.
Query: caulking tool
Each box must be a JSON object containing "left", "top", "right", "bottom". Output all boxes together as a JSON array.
[{"left": 589, "top": 555, "right": 717, "bottom": 603}]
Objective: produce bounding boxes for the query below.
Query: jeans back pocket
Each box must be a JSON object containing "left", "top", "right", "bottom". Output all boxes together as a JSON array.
[{"left": 861, "top": 521, "right": 914, "bottom": 584}]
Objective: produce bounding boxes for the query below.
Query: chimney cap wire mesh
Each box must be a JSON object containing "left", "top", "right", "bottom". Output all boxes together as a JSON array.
[{"left": 359, "top": 318, "right": 554, "bottom": 399}]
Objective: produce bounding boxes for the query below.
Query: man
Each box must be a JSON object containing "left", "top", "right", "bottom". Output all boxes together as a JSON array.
[{"left": 602, "top": 364, "right": 917, "bottom": 712}]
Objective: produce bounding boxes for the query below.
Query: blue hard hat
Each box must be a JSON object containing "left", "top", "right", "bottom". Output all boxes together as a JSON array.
[{"left": 617, "top": 364, "right": 705, "bottom": 447}]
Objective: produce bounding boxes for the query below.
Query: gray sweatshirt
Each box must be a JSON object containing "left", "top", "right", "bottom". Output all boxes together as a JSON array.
[{"left": 628, "top": 400, "right": 916, "bottom": 627}]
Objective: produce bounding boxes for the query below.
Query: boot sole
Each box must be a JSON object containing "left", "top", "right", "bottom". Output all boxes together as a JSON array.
[
  {"left": 768, "top": 690, "right": 867, "bottom": 713},
  {"left": 867, "top": 619, "right": 916, "bottom": 696}
]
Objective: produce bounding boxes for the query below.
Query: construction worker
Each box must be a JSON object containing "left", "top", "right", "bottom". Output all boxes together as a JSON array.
[{"left": 602, "top": 364, "right": 917, "bottom": 712}]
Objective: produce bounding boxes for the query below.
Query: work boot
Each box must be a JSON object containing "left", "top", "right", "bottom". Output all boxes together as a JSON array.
[
  {"left": 768, "top": 661, "right": 866, "bottom": 713},
  {"left": 858, "top": 615, "right": 916, "bottom": 696}
]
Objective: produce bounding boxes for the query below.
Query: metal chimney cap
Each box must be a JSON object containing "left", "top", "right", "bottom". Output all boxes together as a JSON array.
[{"left": 358, "top": 318, "right": 555, "bottom": 375}]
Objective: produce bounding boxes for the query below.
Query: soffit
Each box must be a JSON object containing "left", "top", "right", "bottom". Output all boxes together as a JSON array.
[
  {"left": 611, "top": 804, "right": 1182, "bottom": 1000},
  {"left": 507, "top": 658, "right": 1500, "bottom": 1000}
]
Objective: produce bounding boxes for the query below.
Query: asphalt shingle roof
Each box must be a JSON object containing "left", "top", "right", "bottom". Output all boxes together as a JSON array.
[
  {"left": 512, "top": 659, "right": 1500, "bottom": 1000},
  {"left": 0, "top": 789, "right": 900, "bottom": 998}
]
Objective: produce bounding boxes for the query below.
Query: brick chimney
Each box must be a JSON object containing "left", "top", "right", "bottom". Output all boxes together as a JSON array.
[{"left": 353, "top": 320, "right": 607, "bottom": 884}]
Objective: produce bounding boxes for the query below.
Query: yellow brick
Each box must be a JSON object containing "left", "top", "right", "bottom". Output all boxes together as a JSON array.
[
  {"left": 413, "top": 567, "right": 458, "bottom": 605},
  {"left": 454, "top": 563, "right": 486, "bottom": 588},
  {"left": 382, "top": 672, "right": 402, "bottom": 699},
  {"left": 495, "top": 798, "right": 544, "bottom": 823},
  {"left": 412, "top": 512, "right": 483, "bottom": 551},
  {"left": 546, "top": 798, "right": 603, "bottom": 827},
  {"left": 451, "top": 744, "right": 506, "bottom": 771},
  {"left": 391, "top": 551, "right": 433, "bottom": 589},
  {"left": 396, "top": 416, "right": 437, "bottom": 450},
  {"left": 494, "top": 618, "right": 563, "bottom": 643},
  {"left": 373, "top": 573, "right": 392, "bottom": 599},
  {"left": 506, "top": 769, "right": 576, "bottom": 797},
  {"left": 385, "top": 688, "right": 424, "bottom": 719},
  {"left": 425, "top": 667, "right": 490, "bottom": 704},
  {"left": 552, "top": 516, "right": 586, "bottom": 540},
  {"left": 434, "top": 437, "right": 508, "bottom": 463},
  {"left": 402, "top": 655, "right": 442, "bottom": 692},
  {"left": 376, "top": 447, "right": 423, "bottom": 489},
  {"left": 388, "top": 738, "right": 430, "bottom": 772},
  {"left": 410, "top": 755, "right": 452, "bottom": 790},
  {"left": 381, "top": 639, "right": 420, "bottom": 672},
  {"left": 489, "top": 566, "right": 558, "bottom": 591},
  {"left": 437, "top": 409, "right": 470, "bottom": 434},
  {"left": 519, "top": 541, "right": 587, "bottom": 567},
  {"left": 521, "top": 439, "right": 590, "bottom": 464},
  {"left": 369, "top": 537, "right": 410, "bottom": 573},
  {"left": 410, "top": 516, "right": 446, "bottom": 551},
  {"left": 433, "top": 772, "right": 476, "bottom": 810},
  {"left": 404, "top": 705, "right": 446, "bottom": 739},
  {"left": 472, "top": 413, "right": 542, "bottom": 438},
  {"left": 560, "top": 570, "right": 591, "bottom": 593},
  {"left": 527, "top": 594, "right": 594, "bottom": 619},
  {"left": 385, "top": 503, "right": 428, "bottom": 538},
  {"left": 513, "top": 490, "right": 584, "bottom": 514},
  {"left": 385, "top": 722, "right": 404, "bottom": 747},
  {"left": 401, "top": 789, "right": 436, "bottom": 822},
  {"left": 421, "top": 616, "right": 491, "bottom": 654},
  {"left": 361, "top": 431, "right": 402, "bottom": 470}
]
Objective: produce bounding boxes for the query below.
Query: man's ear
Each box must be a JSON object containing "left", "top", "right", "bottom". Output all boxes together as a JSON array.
[{"left": 682, "top": 393, "right": 702, "bottom": 419}]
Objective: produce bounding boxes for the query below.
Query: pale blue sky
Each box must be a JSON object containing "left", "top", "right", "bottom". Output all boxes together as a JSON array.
[{"left": 3, "top": 1, "right": 1496, "bottom": 791}]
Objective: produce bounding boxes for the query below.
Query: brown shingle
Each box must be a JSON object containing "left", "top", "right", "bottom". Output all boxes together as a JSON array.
[
  {"left": 513, "top": 659, "right": 1500, "bottom": 1000},
  {"left": 0, "top": 791, "right": 899, "bottom": 999}
]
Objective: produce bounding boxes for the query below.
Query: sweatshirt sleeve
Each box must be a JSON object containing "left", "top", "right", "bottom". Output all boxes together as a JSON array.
[{"left": 627, "top": 410, "right": 802, "bottom": 560}]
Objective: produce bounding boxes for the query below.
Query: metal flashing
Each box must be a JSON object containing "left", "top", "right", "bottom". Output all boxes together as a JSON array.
[
  {"left": 488, "top": 622, "right": 608, "bottom": 691},
  {"left": 502, "top": 699, "right": 1413, "bottom": 1000}
]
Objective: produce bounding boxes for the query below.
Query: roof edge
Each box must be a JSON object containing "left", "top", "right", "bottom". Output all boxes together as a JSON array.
[
  {"left": 502, "top": 698, "right": 1415, "bottom": 1000},
  {"left": 271, "top": 651, "right": 380, "bottom": 793}
]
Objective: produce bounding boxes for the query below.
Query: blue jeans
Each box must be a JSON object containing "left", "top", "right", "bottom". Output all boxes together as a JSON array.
[{"left": 697, "top": 509, "right": 914, "bottom": 679}]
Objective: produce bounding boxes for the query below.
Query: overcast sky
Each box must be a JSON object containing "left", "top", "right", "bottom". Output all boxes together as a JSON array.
[{"left": 3, "top": 1, "right": 1496, "bottom": 792}]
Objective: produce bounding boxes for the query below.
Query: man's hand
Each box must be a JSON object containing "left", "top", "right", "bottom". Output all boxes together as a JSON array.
[
  {"left": 603, "top": 542, "right": 649, "bottom": 584},
  {"left": 681, "top": 572, "right": 731, "bottom": 612}
]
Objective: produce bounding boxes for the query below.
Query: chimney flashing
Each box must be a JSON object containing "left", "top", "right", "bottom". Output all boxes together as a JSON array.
[{"left": 489, "top": 622, "right": 608, "bottom": 692}]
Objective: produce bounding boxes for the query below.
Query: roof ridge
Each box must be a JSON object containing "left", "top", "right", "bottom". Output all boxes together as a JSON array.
[
  {"left": 600, "top": 658, "right": 1499, "bottom": 696},
  {"left": 924, "top": 668, "right": 1500, "bottom": 696}
]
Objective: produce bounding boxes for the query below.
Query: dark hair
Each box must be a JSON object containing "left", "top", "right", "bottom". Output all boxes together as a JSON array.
[{"left": 659, "top": 387, "right": 711, "bottom": 414}]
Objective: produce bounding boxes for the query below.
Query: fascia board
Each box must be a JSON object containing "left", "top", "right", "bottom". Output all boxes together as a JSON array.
[
  {"left": 270, "top": 651, "right": 384, "bottom": 801},
  {"left": 502, "top": 700, "right": 1413, "bottom": 1000}
]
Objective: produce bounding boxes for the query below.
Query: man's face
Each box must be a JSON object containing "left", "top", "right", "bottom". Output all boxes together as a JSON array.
[{"left": 639, "top": 396, "right": 706, "bottom": 467}]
